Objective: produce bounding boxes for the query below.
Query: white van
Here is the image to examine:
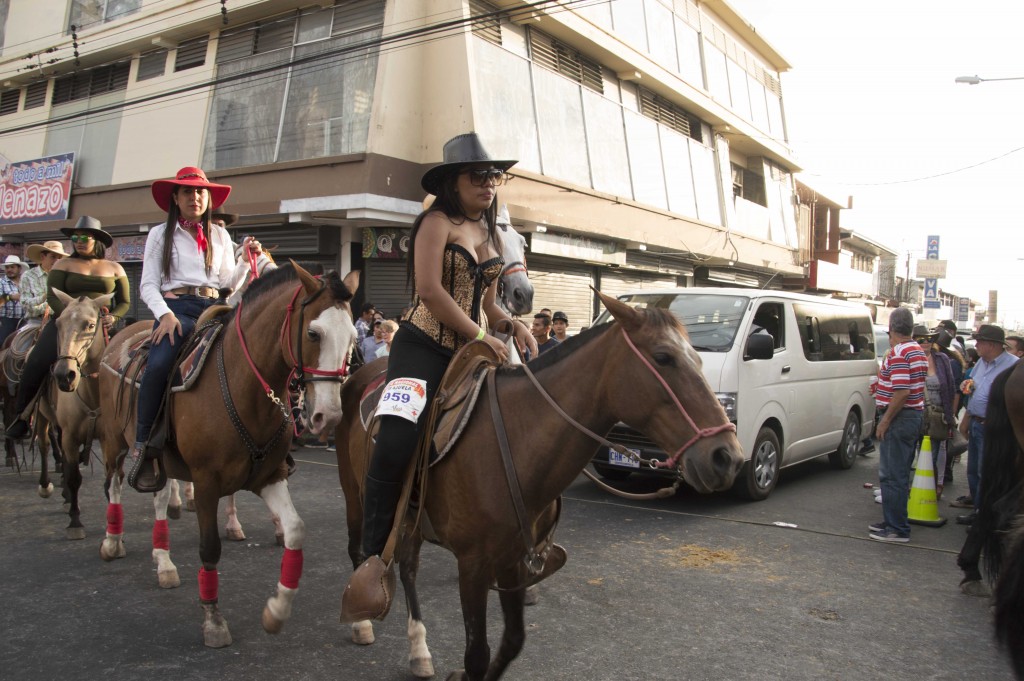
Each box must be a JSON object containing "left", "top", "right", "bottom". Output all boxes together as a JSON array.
[{"left": 591, "top": 288, "right": 877, "bottom": 500}]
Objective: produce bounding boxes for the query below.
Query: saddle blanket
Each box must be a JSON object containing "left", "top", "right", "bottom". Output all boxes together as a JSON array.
[{"left": 101, "top": 322, "right": 224, "bottom": 392}]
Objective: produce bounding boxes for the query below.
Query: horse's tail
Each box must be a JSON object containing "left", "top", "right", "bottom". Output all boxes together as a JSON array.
[
  {"left": 977, "top": 363, "right": 1024, "bottom": 584},
  {"left": 994, "top": 515, "right": 1024, "bottom": 679}
]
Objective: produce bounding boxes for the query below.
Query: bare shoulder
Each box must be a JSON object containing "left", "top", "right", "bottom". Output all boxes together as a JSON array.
[{"left": 418, "top": 210, "right": 455, "bottom": 242}]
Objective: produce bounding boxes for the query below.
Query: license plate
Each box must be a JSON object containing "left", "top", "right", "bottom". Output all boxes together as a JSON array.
[{"left": 608, "top": 447, "right": 640, "bottom": 468}]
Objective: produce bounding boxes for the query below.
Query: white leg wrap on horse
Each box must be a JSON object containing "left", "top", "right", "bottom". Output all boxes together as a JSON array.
[
  {"left": 266, "top": 584, "right": 297, "bottom": 623},
  {"left": 407, "top": 616, "right": 434, "bottom": 678},
  {"left": 351, "top": 620, "right": 375, "bottom": 645}
]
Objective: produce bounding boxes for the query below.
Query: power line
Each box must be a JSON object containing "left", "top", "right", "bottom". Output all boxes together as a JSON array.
[{"left": 799, "top": 145, "right": 1024, "bottom": 186}]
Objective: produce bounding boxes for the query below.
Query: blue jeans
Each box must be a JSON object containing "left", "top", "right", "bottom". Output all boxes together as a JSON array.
[
  {"left": 966, "top": 418, "right": 985, "bottom": 509},
  {"left": 879, "top": 408, "right": 923, "bottom": 536},
  {"left": 136, "top": 296, "right": 214, "bottom": 444}
]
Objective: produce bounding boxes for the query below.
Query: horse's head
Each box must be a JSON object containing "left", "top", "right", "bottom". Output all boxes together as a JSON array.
[
  {"left": 497, "top": 205, "right": 533, "bottom": 315},
  {"left": 52, "top": 290, "right": 113, "bottom": 392},
  {"left": 599, "top": 290, "right": 743, "bottom": 493},
  {"left": 287, "top": 262, "right": 360, "bottom": 435}
]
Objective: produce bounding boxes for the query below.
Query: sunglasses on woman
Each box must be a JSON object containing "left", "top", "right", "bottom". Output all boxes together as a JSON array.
[
  {"left": 69, "top": 234, "right": 95, "bottom": 243},
  {"left": 461, "top": 168, "right": 509, "bottom": 187}
]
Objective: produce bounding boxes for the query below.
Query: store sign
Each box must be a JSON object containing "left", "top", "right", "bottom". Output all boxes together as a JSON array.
[
  {"left": 923, "top": 235, "right": 940, "bottom": 309},
  {"left": 109, "top": 235, "right": 147, "bottom": 262},
  {"left": 0, "top": 152, "right": 76, "bottom": 226},
  {"left": 957, "top": 297, "right": 970, "bottom": 324},
  {"left": 362, "top": 227, "right": 410, "bottom": 260},
  {"left": 530, "top": 231, "right": 625, "bottom": 265},
  {"left": 915, "top": 259, "right": 947, "bottom": 278}
]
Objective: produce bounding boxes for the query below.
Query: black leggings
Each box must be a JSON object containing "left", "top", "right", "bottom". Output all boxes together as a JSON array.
[
  {"left": 366, "top": 328, "right": 450, "bottom": 484},
  {"left": 14, "top": 321, "right": 59, "bottom": 414}
]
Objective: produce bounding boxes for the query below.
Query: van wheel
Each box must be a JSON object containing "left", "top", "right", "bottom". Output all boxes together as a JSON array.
[
  {"left": 592, "top": 463, "right": 633, "bottom": 481},
  {"left": 829, "top": 410, "right": 861, "bottom": 470},
  {"left": 734, "top": 427, "right": 780, "bottom": 500}
]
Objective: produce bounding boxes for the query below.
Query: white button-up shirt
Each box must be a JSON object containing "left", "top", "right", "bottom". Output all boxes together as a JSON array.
[{"left": 140, "top": 221, "right": 236, "bottom": 320}]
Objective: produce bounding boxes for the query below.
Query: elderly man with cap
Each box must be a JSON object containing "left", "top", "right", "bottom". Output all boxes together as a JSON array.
[
  {"left": 869, "top": 307, "right": 929, "bottom": 543},
  {"left": 955, "top": 323, "right": 1019, "bottom": 525},
  {"left": 0, "top": 254, "right": 30, "bottom": 346},
  {"left": 21, "top": 240, "right": 70, "bottom": 326}
]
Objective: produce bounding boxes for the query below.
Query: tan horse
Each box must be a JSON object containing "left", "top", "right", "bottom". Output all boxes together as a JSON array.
[
  {"left": 97, "top": 263, "right": 359, "bottom": 647},
  {"left": 37, "top": 291, "right": 114, "bottom": 539},
  {"left": 335, "top": 291, "right": 744, "bottom": 680}
]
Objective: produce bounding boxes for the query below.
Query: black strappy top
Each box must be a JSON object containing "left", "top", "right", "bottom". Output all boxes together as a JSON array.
[{"left": 402, "top": 244, "right": 503, "bottom": 354}]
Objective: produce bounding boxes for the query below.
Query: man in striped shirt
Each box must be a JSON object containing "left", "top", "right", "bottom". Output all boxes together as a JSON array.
[{"left": 869, "top": 307, "right": 928, "bottom": 543}]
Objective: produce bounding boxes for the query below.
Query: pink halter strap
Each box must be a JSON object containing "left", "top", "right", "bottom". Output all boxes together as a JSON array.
[{"left": 618, "top": 329, "right": 735, "bottom": 468}]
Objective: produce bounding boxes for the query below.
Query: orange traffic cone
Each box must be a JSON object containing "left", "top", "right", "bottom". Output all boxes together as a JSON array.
[{"left": 908, "top": 436, "right": 947, "bottom": 527}]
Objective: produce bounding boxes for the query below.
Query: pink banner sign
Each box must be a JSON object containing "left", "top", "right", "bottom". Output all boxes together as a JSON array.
[{"left": 0, "top": 152, "right": 75, "bottom": 226}]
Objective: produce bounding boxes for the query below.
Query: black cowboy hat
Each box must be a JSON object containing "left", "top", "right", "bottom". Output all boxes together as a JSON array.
[
  {"left": 911, "top": 324, "right": 937, "bottom": 342},
  {"left": 421, "top": 132, "right": 517, "bottom": 195},
  {"left": 972, "top": 324, "right": 1007, "bottom": 345},
  {"left": 60, "top": 215, "right": 114, "bottom": 247},
  {"left": 211, "top": 211, "right": 240, "bottom": 227}
]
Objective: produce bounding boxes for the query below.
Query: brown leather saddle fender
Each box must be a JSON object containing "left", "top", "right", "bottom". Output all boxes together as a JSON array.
[{"left": 430, "top": 340, "right": 502, "bottom": 460}]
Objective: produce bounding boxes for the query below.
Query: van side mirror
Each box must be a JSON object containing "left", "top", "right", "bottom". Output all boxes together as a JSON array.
[{"left": 744, "top": 333, "right": 775, "bottom": 360}]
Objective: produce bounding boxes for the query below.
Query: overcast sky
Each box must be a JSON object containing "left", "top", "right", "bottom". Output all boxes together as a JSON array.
[{"left": 726, "top": 0, "right": 1024, "bottom": 329}]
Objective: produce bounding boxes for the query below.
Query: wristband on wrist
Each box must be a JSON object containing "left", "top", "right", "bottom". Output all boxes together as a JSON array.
[{"left": 475, "top": 327, "right": 486, "bottom": 341}]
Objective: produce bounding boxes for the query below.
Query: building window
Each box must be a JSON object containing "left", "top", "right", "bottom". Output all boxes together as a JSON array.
[
  {"left": 24, "top": 81, "right": 48, "bottom": 109},
  {"left": 0, "top": 0, "right": 10, "bottom": 52},
  {"left": 136, "top": 49, "right": 167, "bottom": 81},
  {"left": 731, "top": 163, "right": 766, "bottom": 207},
  {"left": 637, "top": 87, "right": 703, "bottom": 142},
  {"left": 0, "top": 88, "right": 19, "bottom": 116},
  {"left": 68, "top": 0, "right": 141, "bottom": 33},
  {"left": 529, "top": 29, "right": 603, "bottom": 94},
  {"left": 469, "top": 0, "right": 502, "bottom": 46},
  {"left": 202, "top": 1, "right": 385, "bottom": 170},
  {"left": 51, "top": 61, "right": 129, "bottom": 106},
  {"left": 174, "top": 36, "right": 209, "bottom": 72}
]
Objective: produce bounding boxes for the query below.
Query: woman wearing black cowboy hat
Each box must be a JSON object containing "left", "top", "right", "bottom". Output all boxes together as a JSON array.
[
  {"left": 6, "top": 217, "right": 130, "bottom": 441},
  {"left": 341, "top": 132, "right": 537, "bottom": 618}
]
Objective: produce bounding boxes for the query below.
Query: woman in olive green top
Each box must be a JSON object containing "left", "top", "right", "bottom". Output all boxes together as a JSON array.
[{"left": 6, "top": 216, "right": 130, "bottom": 440}]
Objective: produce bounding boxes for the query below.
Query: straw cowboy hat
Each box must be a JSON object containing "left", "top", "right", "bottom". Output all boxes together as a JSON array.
[
  {"left": 151, "top": 166, "right": 231, "bottom": 213},
  {"left": 60, "top": 215, "right": 114, "bottom": 247},
  {"left": 25, "top": 240, "right": 70, "bottom": 263},
  {"left": 3, "top": 255, "right": 30, "bottom": 272},
  {"left": 420, "top": 132, "right": 516, "bottom": 195}
]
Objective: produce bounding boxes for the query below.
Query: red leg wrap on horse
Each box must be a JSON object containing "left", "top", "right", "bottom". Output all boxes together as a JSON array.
[
  {"left": 280, "top": 548, "right": 303, "bottom": 589},
  {"left": 152, "top": 519, "right": 169, "bottom": 550},
  {"left": 198, "top": 567, "right": 218, "bottom": 602},
  {"left": 106, "top": 503, "right": 124, "bottom": 535}
]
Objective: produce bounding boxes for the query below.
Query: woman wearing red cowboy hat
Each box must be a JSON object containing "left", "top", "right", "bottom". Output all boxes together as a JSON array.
[
  {"left": 6, "top": 217, "right": 131, "bottom": 441},
  {"left": 125, "top": 166, "right": 261, "bottom": 492}
]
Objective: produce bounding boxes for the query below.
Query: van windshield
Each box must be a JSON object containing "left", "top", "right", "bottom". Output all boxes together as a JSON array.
[{"left": 595, "top": 293, "right": 750, "bottom": 352}]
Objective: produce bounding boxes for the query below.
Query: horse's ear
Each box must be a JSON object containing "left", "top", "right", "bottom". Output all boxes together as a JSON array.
[
  {"left": 595, "top": 289, "right": 642, "bottom": 332},
  {"left": 290, "top": 259, "right": 320, "bottom": 296},
  {"left": 342, "top": 270, "right": 361, "bottom": 299},
  {"left": 53, "top": 289, "right": 74, "bottom": 308},
  {"left": 94, "top": 292, "right": 115, "bottom": 310}
]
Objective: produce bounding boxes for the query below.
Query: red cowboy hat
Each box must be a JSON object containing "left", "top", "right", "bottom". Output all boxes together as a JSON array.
[{"left": 151, "top": 166, "right": 232, "bottom": 213}]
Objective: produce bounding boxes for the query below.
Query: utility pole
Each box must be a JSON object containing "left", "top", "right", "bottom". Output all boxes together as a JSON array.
[{"left": 903, "top": 250, "right": 911, "bottom": 303}]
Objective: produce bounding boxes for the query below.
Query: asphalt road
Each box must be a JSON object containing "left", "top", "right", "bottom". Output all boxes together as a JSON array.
[{"left": 0, "top": 442, "right": 1014, "bottom": 681}]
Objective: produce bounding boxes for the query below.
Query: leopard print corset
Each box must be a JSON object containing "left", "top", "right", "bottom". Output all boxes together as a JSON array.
[{"left": 402, "top": 244, "right": 504, "bottom": 354}]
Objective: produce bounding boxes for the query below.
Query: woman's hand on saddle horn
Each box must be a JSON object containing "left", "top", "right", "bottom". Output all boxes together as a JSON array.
[
  {"left": 482, "top": 333, "right": 510, "bottom": 362},
  {"left": 152, "top": 312, "right": 181, "bottom": 346}
]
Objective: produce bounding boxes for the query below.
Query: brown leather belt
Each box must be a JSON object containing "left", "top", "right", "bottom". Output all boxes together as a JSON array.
[{"left": 168, "top": 286, "right": 219, "bottom": 299}]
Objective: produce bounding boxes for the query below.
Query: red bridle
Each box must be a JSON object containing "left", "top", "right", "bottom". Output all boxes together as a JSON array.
[{"left": 618, "top": 329, "right": 736, "bottom": 468}]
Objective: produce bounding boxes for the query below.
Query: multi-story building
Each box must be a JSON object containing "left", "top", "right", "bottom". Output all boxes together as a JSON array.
[{"left": 0, "top": 0, "right": 807, "bottom": 326}]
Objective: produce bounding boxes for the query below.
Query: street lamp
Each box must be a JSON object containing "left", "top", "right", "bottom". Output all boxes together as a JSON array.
[{"left": 954, "top": 74, "right": 1024, "bottom": 85}]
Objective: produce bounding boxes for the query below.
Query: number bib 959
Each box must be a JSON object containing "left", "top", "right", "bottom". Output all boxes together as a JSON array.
[{"left": 376, "top": 378, "right": 429, "bottom": 424}]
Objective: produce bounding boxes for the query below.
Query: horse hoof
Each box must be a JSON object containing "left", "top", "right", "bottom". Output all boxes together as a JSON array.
[
  {"left": 66, "top": 527, "right": 86, "bottom": 541},
  {"left": 275, "top": 533, "right": 285, "bottom": 547},
  {"left": 158, "top": 568, "right": 181, "bottom": 589},
  {"left": 226, "top": 528, "right": 246, "bottom": 542},
  {"left": 262, "top": 606, "right": 285, "bottom": 634},
  {"left": 202, "top": 618, "right": 232, "bottom": 648},
  {"left": 351, "top": 621, "right": 375, "bottom": 645},
  {"left": 186, "top": 499, "right": 196, "bottom": 512},
  {"left": 524, "top": 584, "right": 540, "bottom": 606},
  {"left": 100, "top": 539, "right": 126, "bottom": 561},
  {"left": 960, "top": 580, "right": 991, "bottom": 597},
  {"left": 167, "top": 504, "right": 181, "bottom": 520},
  {"left": 410, "top": 656, "right": 434, "bottom": 678},
  {"left": 38, "top": 483, "right": 54, "bottom": 498}
]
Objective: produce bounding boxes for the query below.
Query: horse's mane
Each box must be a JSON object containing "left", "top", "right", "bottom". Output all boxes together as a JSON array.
[
  {"left": 239, "top": 265, "right": 352, "bottom": 308},
  {"left": 497, "top": 306, "right": 682, "bottom": 375}
]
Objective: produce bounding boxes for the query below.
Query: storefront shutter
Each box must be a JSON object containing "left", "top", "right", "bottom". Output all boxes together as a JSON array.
[{"left": 527, "top": 256, "right": 595, "bottom": 332}]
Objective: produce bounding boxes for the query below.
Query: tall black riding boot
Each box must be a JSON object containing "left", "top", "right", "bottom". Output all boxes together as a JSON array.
[{"left": 360, "top": 474, "right": 403, "bottom": 559}]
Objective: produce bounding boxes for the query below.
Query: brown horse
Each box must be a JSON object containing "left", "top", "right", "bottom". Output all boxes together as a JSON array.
[
  {"left": 0, "top": 325, "right": 59, "bottom": 487},
  {"left": 97, "top": 263, "right": 359, "bottom": 647},
  {"left": 335, "top": 291, "right": 743, "bottom": 680},
  {"left": 956, "top": 361, "right": 1024, "bottom": 678}
]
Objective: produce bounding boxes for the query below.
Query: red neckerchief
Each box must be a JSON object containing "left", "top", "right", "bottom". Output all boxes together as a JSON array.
[{"left": 178, "top": 218, "right": 208, "bottom": 254}]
